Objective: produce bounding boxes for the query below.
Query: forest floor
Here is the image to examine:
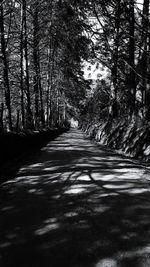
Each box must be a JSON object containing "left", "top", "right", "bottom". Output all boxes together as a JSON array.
[{"left": 1, "top": 129, "right": 150, "bottom": 267}]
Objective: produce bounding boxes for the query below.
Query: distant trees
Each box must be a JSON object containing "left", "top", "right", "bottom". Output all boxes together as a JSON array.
[{"left": 83, "top": 0, "right": 150, "bottom": 123}]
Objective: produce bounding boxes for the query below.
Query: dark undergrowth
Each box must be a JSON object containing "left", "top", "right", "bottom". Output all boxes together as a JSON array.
[{"left": 0, "top": 127, "right": 69, "bottom": 184}]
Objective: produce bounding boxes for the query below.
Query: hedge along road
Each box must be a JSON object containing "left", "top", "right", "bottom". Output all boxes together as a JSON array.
[{"left": 1, "top": 128, "right": 150, "bottom": 267}]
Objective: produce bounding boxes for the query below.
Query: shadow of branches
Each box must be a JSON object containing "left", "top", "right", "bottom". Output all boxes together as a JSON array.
[{"left": 1, "top": 129, "right": 150, "bottom": 267}]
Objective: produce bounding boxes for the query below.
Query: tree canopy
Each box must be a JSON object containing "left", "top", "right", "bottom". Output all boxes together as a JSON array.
[{"left": 0, "top": 0, "right": 150, "bottom": 131}]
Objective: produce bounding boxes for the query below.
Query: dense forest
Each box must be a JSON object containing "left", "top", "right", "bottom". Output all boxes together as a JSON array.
[
  {"left": 0, "top": 0, "right": 90, "bottom": 131},
  {"left": 0, "top": 0, "right": 150, "bottom": 138}
]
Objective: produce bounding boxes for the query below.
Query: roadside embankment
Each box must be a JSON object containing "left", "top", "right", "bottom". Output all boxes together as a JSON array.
[{"left": 81, "top": 116, "right": 150, "bottom": 162}]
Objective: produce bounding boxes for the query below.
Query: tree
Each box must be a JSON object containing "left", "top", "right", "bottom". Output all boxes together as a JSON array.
[
  {"left": 128, "top": 0, "right": 136, "bottom": 114},
  {"left": 0, "top": 0, "right": 12, "bottom": 130}
]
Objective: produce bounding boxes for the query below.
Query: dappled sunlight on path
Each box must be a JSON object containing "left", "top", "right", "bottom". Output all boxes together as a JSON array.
[{"left": 1, "top": 129, "right": 150, "bottom": 267}]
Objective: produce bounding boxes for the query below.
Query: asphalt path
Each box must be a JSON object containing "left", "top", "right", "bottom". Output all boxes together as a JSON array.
[{"left": 1, "top": 128, "right": 150, "bottom": 267}]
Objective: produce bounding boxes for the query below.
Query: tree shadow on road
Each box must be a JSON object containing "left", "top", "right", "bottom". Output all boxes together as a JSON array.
[{"left": 1, "top": 129, "right": 150, "bottom": 267}]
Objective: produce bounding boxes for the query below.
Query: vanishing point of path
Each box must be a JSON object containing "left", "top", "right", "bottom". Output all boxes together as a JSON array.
[{"left": 1, "top": 129, "right": 150, "bottom": 267}]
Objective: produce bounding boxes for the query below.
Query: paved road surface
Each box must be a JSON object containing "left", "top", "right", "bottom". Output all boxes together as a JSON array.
[{"left": 1, "top": 129, "right": 150, "bottom": 267}]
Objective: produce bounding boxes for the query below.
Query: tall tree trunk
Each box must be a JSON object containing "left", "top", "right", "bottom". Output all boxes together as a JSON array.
[
  {"left": 63, "top": 91, "right": 66, "bottom": 122},
  {"left": 33, "top": 0, "right": 45, "bottom": 128},
  {"left": 39, "top": 74, "right": 45, "bottom": 127},
  {"left": 49, "top": 46, "right": 55, "bottom": 127},
  {"left": 145, "top": 31, "right": 150, "bottom": 120},
  {"left": 137, "top": 0, "right": 150, "bottom": 116},
  {"left": 46, "top": 47, "right": 51, "bottom": 126},
  {"left": 110, "top": 0, "right": 121, "bottom": 118},
  {"left": 15, "top": 110, "right": 20, "bottom": 132},
  {"left": 20, "top": 3, "right": 25, "bottom": 128},
  {"left": 0, "top": 103, "right": 4, "bottom": 132},
  {"left": 46, "top": 0, "right": 53, "bottom": 127},
  {"left": 22, "top": 0, "right": 32, "bottom": 128},
  {"left": 128, "top": 0, "right": 136, "bottom": 115},
  {"left": 141, "top": 0, "right": 150, "bottom": 120},
  {"left": 33, "top": 0, "right": 39, "bottom": 128},
  {"left": 0, "top": 1, "right": 12, "bottom": 131},
  {"left": 54, "top": 49, "right": 60, "bottom": 126}
]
